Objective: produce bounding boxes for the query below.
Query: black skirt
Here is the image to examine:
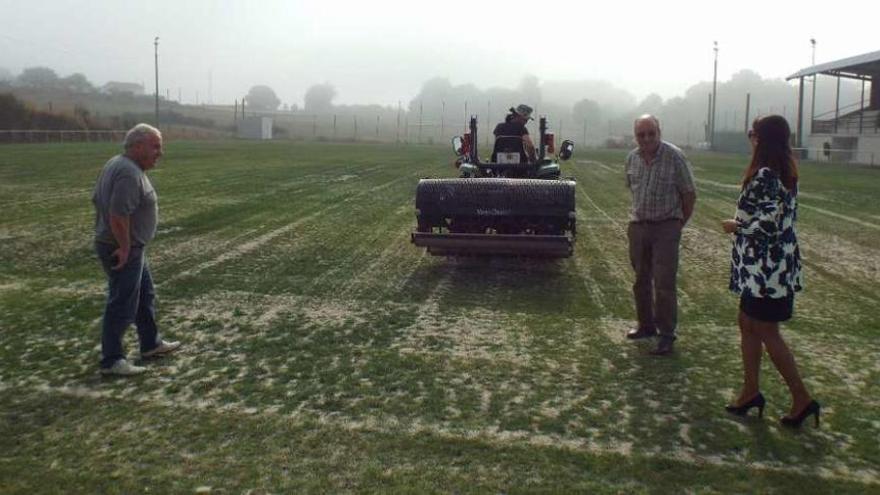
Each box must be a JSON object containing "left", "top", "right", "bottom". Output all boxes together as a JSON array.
[{"left": 740, "top": 293, "right": 794, "bottom": 322}]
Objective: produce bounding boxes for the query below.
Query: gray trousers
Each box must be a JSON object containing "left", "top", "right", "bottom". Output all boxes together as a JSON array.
[{"left": 627, "top": 219, "right": 682, "bottom": 340}]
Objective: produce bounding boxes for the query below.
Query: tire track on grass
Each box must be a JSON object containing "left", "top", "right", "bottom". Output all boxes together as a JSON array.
[
  {"left": 295, "top": 174, "right": 417, "bottom": 293},
  {"left": 165, "top": 173, "right": 413, "bottom": 284},
  {"left": 334, "top": 208, "right": 419, "bottom": 301}
]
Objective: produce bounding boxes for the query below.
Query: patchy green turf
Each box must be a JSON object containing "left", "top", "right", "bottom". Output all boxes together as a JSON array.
[{"left": 1, "top": 140, "right": 878, "bottom": 493}]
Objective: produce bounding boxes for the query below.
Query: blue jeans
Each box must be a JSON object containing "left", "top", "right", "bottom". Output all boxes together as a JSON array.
[{"left": 96, "top": 242, "right": 161, "bottom": 368}]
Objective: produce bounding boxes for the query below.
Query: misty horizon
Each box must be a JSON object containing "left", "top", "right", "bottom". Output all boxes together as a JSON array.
[{"left": 2, "top": 0, "right": 877, "bottom": 109}]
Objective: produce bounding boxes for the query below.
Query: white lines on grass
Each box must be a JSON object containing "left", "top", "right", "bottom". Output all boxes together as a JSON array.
[
  {"left": 695, "top": 178, "right": 740, "bottom": 190},
  {"left": 0, "top": 189, "right": 90, "bottom": 207},
  {"left": 166, "top": 219, "right": 314, "bottom": 282},
  {"left": 697, "top": 177, "right": 880, "bottom": 231},
  {"left": 577, "top": 160, "right": 620, "bottom": 173},
  {"left": 166, "top": 174, "right": 411, "bottom": 282},
  {"left": 572, "top": 255, "right": 608, "bottom": 314},
  {"left": 332, "top": 174, "right": 358, "bottom": 182},
  {"left": 577, "top": 189, "right": 622, "bottom": 229},
  {"left": 335, "top": 227, "right": 414, "bottom": 300},
  {"left": 799, "top": 204, "right": 880, "bottom": 231}
]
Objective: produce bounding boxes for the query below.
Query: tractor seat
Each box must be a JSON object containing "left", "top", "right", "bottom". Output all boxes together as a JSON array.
[{"left": 492, "top": 135, "right": 528, "bottom": 164}]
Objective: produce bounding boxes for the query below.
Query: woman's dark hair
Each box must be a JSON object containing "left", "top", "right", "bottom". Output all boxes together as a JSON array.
[{"left": 744, "top": 114, "right": 798, "bottom": 190}]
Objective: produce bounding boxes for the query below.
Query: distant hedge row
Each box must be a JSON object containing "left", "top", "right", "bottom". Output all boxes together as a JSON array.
[
  {"left": 0, "top": 92, "right": 224, "bottom": 132},
  {"left": 0, "top": 93, "right": 90, "bottom": 130}
]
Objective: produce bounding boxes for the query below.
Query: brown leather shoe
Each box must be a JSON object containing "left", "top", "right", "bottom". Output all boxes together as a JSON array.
[
  {"left": 650, "top": 338, "right": 675, "bottom": 356},
  {"left": 627, "top": 328, "right": 658, "bottom": 340}
]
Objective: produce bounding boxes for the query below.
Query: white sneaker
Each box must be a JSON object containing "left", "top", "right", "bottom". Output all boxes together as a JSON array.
[
  {"left": 141, "top": 340, "right": 182, "bottom": 359},
  {"left": 101, "top": 359, "right": 147, "bottom": 376}
]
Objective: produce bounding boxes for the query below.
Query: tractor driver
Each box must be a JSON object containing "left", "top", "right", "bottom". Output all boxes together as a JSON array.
[{"left": 492, "top": 104, "right": 537, "bottom": 164}]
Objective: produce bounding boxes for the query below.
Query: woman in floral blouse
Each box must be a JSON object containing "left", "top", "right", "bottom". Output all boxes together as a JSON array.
[{"left": 721, "top": 115, "right": 820, "bottom": 427}]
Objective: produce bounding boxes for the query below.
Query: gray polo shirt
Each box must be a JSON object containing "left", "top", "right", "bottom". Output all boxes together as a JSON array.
[
  {"left": 625, "top": 141, "right": 695, "bottom": 222},
  {"left": 92, "top": 154, "right": 158, "bottom": 247}
]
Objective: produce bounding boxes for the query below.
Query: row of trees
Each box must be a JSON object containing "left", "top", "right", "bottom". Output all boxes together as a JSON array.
[
  {"left": 5, "top": 63, "right": 867, "bottom": 145},
  {"left": 245, "top": 69, "right": 864, "bottom": 146},
  {"left": 0, "top": 93, "right": 98, "bottom": 130},
  {"left": 244, "top": 83, "right": 338, "bottom": 112},
  {"left": 0, "top": 66, "right": 102, "bottom": 94}
]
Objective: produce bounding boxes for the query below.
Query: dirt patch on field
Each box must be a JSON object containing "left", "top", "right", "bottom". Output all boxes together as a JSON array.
[
  {"left": 42, "top": 281, "right": 104, "bottom": 297},
  {"left": 393, "top": 306, "right": 533, "bottom": 363},
  {"left": 0, "top": 281, "right": 27, "bottom": 292},
  {"left": 799, "top": 230, "right": 880, "bottom": 283},
  {"left": 165, "top": 290, "right": 371, "bottom": 334}
]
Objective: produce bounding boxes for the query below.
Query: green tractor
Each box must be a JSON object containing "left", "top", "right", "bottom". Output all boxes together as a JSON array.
[{"left": 412, "top": 115, "right": 576, "bottom": 257}]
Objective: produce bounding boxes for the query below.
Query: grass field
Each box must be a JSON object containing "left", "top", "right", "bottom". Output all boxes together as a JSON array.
[{"left": 1, "top": 140, "right": 879, "bottom": 494}]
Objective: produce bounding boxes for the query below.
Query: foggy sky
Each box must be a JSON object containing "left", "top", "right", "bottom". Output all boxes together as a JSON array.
[{"left": 1, "top": 0, "right": 876, "bottom": 107}]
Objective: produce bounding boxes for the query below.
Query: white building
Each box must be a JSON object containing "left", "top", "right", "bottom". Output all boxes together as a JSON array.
[
  {"left": 237, "top": 117, "right": 273, "bottom": 140},
  {"left": 788, "top": 50, "right": 880, "bottom": 165}
]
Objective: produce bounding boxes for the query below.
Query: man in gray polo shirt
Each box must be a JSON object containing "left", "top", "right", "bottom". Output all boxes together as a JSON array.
[
  {"left": 93, "top": 123, "right": 180, "bottom": 375},
  {"left": 625, "top": 115, "right": 696, "bottom": 356}
]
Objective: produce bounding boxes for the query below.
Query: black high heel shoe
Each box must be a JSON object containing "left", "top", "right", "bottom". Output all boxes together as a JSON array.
[
  {"left": 725, "top": 392, "right": 766, "bottom": 418},
  {"left": 780, "top": 400, "right": 821, "bottom": 428}
]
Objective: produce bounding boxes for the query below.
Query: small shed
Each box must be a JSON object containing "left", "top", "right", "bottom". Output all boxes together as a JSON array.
[{"left": 237, "top": 117, "right": 273, "bottom": 140}]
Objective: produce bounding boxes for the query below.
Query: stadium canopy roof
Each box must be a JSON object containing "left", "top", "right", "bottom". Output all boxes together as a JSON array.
[{"left": 787, "top": 49, "right": 880, "bottom": 81}]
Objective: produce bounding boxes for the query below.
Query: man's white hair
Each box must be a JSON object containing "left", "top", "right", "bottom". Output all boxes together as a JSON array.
[
  {"left": 123, "top": 123, "right": 162, "bottom": 150},
  {"left": 634, "top": 114, "right": 661, "bottom": 130}
]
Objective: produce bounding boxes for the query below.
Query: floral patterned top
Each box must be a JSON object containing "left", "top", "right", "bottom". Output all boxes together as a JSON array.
[{"left": 729, "top": 167, "right": 803, "bottom": 298}]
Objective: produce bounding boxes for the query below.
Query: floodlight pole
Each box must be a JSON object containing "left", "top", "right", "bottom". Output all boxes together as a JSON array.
[
  {"left": 711, "top": 41, "right": 718, "bottom": 150},
  {"left": 810, "top": 38, "right": 817, "bottom": 133},
  {"left": 744, "top": 93, "right": 751, "bottom": 133},
  {"left": 154, "top": 37, "right": 160, "bottom": 128},
  {"left": 441, "top": 100, "right": 445, "bottom": 141},
  {"left": 486, "top": 100, "right": 491, "bottom": 147}
]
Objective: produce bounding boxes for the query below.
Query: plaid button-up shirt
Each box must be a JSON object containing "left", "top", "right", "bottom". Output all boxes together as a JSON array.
[{"left": 625, "top": 141, "right": 696, "bottom": 222}]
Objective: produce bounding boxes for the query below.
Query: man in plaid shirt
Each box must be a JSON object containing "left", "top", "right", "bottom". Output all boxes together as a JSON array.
[{"left": 624, "top": 115, "right": 696, "bottom": 355}]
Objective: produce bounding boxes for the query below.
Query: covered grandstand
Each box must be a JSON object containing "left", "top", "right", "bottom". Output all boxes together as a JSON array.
[{"left": 789, "top": 49, "right": 879, "bottom": 164}]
